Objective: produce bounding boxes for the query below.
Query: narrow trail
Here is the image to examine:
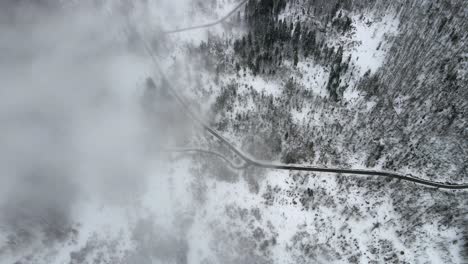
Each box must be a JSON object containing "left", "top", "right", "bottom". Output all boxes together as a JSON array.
[
  {"left": 162, "top": 0, "right": 248, "bottom": 34},
  {"left": 163, "top": 148, "right": 248, "bottom": 170}
]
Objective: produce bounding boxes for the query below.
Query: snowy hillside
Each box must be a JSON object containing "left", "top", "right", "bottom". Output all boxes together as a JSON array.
[{"left": 0, "top": 0, "right": 467, "bottom": 264}]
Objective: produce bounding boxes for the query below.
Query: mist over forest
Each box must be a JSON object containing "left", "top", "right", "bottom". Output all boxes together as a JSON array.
[{"left": 0, "top": 1, "right": 467, "bottom": 263}]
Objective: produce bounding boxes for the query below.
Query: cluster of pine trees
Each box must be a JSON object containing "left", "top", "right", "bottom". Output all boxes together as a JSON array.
[{"left": 231, "top": 0, "right": 353, "bottom": 100}]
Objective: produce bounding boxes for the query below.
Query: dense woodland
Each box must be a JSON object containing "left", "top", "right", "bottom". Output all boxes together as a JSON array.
[
  {"left": 192, "top": 0, "right": 467, "bottom": 182},
  {"left": 181, "top": 0, "right": 468, "bottom": 262}
]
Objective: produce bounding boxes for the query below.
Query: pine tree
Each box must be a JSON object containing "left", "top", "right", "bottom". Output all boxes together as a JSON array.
[
  {"left": 293, "top": 21, "right": 302, "bottom": 43},
  {"left": 293, "top": 48, "right": 299, "bottom": 67}
]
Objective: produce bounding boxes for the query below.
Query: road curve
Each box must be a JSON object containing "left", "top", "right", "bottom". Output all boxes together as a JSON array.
[
  {"left": 163, "top": 0, "right": 248, "bottom": 34},
  {"left": 162, "top": 74, "right": 468, "bottom": 190},
  {"left": 133, "top": 20, "right": 468, "bottom": 191}
]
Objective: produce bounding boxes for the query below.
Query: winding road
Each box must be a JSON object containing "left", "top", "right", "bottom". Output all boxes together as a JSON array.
[
  {"left": 130, "top": 3, "right": 468, "bottom": 190},
  {"left": 157, "top": 70, "right": 468, "bottom": 190}
]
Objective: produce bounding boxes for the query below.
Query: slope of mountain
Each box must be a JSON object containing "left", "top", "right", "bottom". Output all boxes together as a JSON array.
[{"left": 0, "top": 0, "right": 466, "bottom": 263}]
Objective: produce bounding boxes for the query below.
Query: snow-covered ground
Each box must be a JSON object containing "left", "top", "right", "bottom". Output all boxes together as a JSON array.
[
  {"left": 1, "top": 1, "right": 466, "bottom": 263},
  {"left": 346, "top": 13, "right": 399, "bottom": 76}
]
